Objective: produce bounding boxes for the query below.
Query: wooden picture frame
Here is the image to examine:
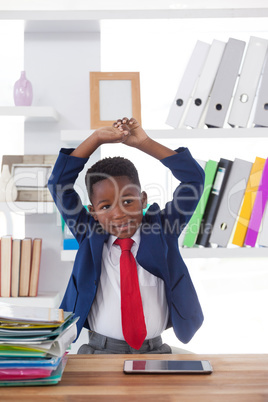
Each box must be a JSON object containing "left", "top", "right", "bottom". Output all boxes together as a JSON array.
[{"left": 90, "top": 72, "right": 141, "bottom": 128}]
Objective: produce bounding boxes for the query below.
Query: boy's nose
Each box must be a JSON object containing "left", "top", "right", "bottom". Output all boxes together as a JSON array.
[{"left": 112, "top": 204, "right": 126, "bottom": 219}]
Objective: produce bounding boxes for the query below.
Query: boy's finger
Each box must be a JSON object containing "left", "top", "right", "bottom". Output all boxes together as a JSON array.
[
  {"left": 120, "top": 123, "right": 129, "bottom": 132},
  {"left": 122, "top": 117, "right": 129, "bottom": 124},
  {"left": 129, "top": 117, "right": 137, "bottom": 125}
]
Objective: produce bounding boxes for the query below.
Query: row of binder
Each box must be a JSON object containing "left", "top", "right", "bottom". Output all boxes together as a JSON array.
[
  {"left": 167, "top": 36, "right": 268, "bottom": 129},
  {"left": 182, "top": 156, "right": 268, "bottom": 248}
]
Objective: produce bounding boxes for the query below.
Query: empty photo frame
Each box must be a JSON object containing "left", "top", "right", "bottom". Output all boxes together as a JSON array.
[{"left": 90, "top": 72, "right": 141, "bottom": 128}]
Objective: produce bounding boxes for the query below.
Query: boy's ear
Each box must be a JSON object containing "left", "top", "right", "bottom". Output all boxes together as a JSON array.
[
  {"left": 141, "top": 191, "right": 148, "bottom": 209},
  {"left": 88, "top": 204, "right": 98, "bottom": 221}
]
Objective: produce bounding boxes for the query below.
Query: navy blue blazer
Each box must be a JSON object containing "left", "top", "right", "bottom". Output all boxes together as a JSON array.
[{"left": 48, "top": 147, "right": 205, "bottom": 344}]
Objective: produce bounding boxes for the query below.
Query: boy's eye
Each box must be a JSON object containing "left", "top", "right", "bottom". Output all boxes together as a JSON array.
[
  {"left": 101, "top": 204, "right": 111, "bottom": 210},
  {"left": 122, "top": 199, "right": 133, "bottom": 205}
]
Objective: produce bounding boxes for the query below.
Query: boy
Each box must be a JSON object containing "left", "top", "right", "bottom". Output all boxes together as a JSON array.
[{"left": 48, "top": 117, "right": 204, "bottom": 354}]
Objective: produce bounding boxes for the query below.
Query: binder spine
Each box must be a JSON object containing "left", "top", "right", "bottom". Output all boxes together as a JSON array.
[
  {"left": 184, "top": 39, "right": 226, "bottom": 128},
  {"left": 253, "top": 54, "right": 268, "bottom": 127},
  {"left": 195, "top": 159, "right": 233, "bottom": 247},
  {"left": 183, "top": 160, "right": 218, "bottom": 248},
  {"left": 232, "top": 157, "right": 266, "bottom": 247},
  {"left": 205, "top": 38, "right": 246, "bottom": 128},
  {"left": 228, "top": 36, "right": 268, "bottom": 128},
  {"left": 244, "top": 159, "right": 268, "bottom": 247},
  {"left": 166, "top": 41, "right": 210, "bottom": 128},
  {"left": 209, "top": 159, "right": 252, "bottom": 247}
]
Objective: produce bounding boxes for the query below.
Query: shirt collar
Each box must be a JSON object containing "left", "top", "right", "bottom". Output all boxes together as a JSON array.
[{"left": 107, "top": 226, "right": 141, "bottom": 251}]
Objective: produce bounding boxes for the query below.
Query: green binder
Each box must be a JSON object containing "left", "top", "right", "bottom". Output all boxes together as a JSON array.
[{"left": 183, "top": 160, "right": 218, "bottom": 247}]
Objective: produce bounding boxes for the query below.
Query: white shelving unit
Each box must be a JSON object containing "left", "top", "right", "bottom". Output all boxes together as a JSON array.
[
  {"left": 61, "top": 128, "right": 268, "bottom": 145},
  {"left": 1, "top": 1, "right": 268, "bottom": 20},
  {"left": 0, "top": 291, "right": 61, "bottom": 308},
  {"left": 1, "top": 1, "right": 268, "bottom": 354},
  {"left": 61, "top": 247, "right": 268, "bottom": 262},
  {"left": 0, "top": 106, "right": 59, "bottom": 122},
  {"left": 0, "top": 202, "right": 55, "bottom": 215}
]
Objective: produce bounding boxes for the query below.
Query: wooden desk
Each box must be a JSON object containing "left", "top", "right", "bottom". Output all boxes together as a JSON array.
[{"left": 1, "top": 354, "right": 268, "bottom": 401}]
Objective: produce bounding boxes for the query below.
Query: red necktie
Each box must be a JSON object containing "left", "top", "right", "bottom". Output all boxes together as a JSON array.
[{"left": 114, "top": 238, "right": 147, "bottom": 350}]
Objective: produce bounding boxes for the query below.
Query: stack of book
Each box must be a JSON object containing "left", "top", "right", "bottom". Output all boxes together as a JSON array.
[
  {"left": 0, "top": 303, "right": 77, "bottom": 386},
  {"left": 0, "top": 237, "right": 42, "bottom": 298},
  {"left": 182, "top": 156, "right": 268, "bottom": 248}
]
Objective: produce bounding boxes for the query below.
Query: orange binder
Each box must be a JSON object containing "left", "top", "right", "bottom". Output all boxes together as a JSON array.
[{"left": 232, "top": 156, "right": 266, "bottom": 246}]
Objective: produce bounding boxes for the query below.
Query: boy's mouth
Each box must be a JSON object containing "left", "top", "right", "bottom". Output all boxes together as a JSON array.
[{"left": 112, "top": 221, "right": 135, "bottom": 233}]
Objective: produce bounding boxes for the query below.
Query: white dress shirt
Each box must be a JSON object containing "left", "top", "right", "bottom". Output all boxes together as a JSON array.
[{"left": 88, "top": 227, "right": 169, "bottom": 340}]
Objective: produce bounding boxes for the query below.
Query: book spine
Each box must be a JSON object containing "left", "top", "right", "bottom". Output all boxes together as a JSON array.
[
  {"left": 29, "top": 238, "right": 42, "bottom": 297},
  {"left": 0, "top": 236, "right": 12, "bottom": 297},
  {"left": 19, "top": 238, "right": 32, "bottom": 297},
  {"left": 11, "top": 239, "right": 21, "bottom": 297}
]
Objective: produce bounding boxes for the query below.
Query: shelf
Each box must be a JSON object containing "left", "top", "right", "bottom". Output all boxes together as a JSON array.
[
  {"left": 61, "top": 250, "right": 78, "bottom": 262},
  {"left": 1, "top": 1, "right": 268, "bottom": 21},
  {"left": 0, "top": 106, "right": 59, "bottom": 122},
  {"left": 0, "top": 292, "right": 61, "bottom": 308},
  {"left": 0, "top": 202, "right": 55, "bottom": 214},
  {"left": 61, "top": 127, "right": 268, "bottom": 145},
  {"left": 181, "top": 247, "right": 268, "bottom": 259},
  {"left": 61, "top": 247, "right": 268, "bottom": 262}
]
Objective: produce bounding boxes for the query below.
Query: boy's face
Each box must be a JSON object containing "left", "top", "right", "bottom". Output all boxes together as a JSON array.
[{"left": 89, "top": 176, "right": 147, "bottom": 239}]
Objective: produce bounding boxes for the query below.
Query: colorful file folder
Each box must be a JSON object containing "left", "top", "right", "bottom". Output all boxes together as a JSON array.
[
  {"left": 258, "top": 204, "right": 268, "bottom": 247},
  {"left": 183, "top": 160, "right": 218, "bottom": 247},
  {"left": 244, "top": 158, "right": 268, "bottom": 247},
  {"left": 232, "top": 157, "right": 266, "bottom": 246},
  {"left": 196, "top": 158, "right": 233, "bottom": 247},
  {"left": 210, "top": 158, "right": 252, "bottom": 247}
]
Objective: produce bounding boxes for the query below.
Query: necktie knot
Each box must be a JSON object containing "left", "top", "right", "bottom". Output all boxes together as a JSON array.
[{"left": 114, "top": 237, "right": 134, "bottom": 252}]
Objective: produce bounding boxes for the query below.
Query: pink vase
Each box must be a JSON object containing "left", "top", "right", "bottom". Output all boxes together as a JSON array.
[{"left": 13, "top": 71, "right": 33, "bottom": 106}]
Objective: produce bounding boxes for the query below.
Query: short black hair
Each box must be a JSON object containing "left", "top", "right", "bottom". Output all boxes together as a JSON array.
[{"left": 85, "top": 156, "right": 140, "bottom": 201}]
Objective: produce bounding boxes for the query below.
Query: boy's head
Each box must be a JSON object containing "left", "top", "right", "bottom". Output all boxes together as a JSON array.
[{"left": 85, "top": 156, "right": 147, "bottom": 238}]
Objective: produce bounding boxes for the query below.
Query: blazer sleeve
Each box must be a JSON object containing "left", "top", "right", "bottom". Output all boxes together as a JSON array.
[
  {"left": 160, "top": 147, "right": 205, "bottom": 235},
  {"left": 48, "top": 148, "right": 93, "bottom": 244}
]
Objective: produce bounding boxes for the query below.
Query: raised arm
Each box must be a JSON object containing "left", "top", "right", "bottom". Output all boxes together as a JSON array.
[
  {"left": 70, "top": 126, "right": 129, "bottom": 158},
  {"left": 113, "top": 117, "right": 177, "bottom": 160}
]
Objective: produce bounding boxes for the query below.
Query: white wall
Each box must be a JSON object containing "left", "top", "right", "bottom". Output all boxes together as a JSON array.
[
  {"left": 24, "top": 29, "right": 101, "bottom": 297},
  {"left": 101, "top": 18, "right": 268, "bottom": 354},
  {"left": 0, "top": 21, "right": 24, "bottom": 238}
]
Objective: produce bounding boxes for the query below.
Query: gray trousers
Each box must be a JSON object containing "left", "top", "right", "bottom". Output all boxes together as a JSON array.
[{"left": 77, "top": 331, "right": 172, "bottom": 354}]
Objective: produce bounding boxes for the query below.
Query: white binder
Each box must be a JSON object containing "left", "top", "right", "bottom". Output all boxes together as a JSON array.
[
  {"left": 253, "top": 55, "right": 268, "bottom": 127},
  {"left": 209, "top": 158, "right": 252, "bottom": 247},
  {"left": 228, "top": 36, "right": 268, "bottom": 128},
  {"left": 166, "top": 41, "right": 210, "bottom": 128},
  {"left": 184, "top": 39, "right": 226, "bottom": 129},
  {"left": 205, "top": 38, "right": 246, "bottom": 128}
]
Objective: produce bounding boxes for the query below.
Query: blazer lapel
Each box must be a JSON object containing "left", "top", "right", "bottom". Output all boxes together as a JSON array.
[
  {"left": 90, "top": 226, "right": 109, "bottom": 280},
  {"left": 136, "top": 227, "right": 169, "bottom": 282}
]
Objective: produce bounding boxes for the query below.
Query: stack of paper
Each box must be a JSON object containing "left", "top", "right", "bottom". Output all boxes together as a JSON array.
[{"left": 0, "top": 303, "right": 78, "bottom": 386}]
